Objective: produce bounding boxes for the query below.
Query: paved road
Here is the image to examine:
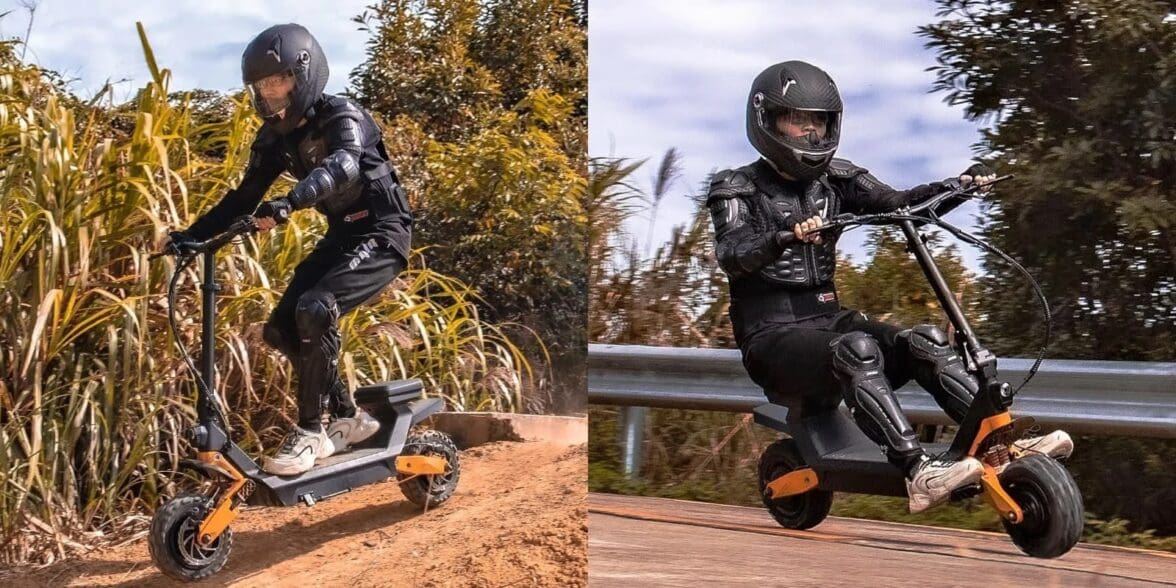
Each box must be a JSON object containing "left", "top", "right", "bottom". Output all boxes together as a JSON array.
[{"left": 589, "top": 493, "right": 1176, "bottom": 587}]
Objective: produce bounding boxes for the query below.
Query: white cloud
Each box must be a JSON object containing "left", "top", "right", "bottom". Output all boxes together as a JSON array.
[
  {"left": 589, "top": 0, "right": 993, "bottom": 273},
  {"left": 3, "top": 0, "right": 372, "bottom": 100}
]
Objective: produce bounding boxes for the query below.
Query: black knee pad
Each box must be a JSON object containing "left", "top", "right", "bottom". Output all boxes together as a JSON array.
[
  {"left": 902, "top": 325, "right": 978, "bottom": 422},
  {"left": 263, "top": 321, "right": 298, "bottom": 357},
  {"left": 830, "top": 332, "right": 921, "bottom": 459},
  {"left": 295, "top": 289, "right": 339, "bottom": 343}
]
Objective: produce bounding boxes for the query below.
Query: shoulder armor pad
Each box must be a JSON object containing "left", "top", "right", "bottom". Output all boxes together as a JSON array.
[
  {"left": 708, "top": 168, "right": 757, "bottom": 200},
  {"left": 826, "top": 158, "right": 868, "bottom": 179},
  {"left": 317, "top": 95, "right": 364, "bottom": 127}
]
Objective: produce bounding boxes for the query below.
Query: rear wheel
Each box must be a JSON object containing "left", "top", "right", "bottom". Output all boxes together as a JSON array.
[
  {"left": 148, "top": 493, "right": 232, "bottom": 581},
  {"left": 758, "top": 438, "right": 833, "bottom": 530},
  {"left": 1000, "top": 455, "right": 1084, "bottom": 558},
  {"left": 398, "top": 430, "right": 461, "bottom": 508}
]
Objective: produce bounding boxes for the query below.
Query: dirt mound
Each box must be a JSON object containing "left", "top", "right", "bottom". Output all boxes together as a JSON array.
[{"left": 11, "top": 441, "right": 586, "bottom": 587}]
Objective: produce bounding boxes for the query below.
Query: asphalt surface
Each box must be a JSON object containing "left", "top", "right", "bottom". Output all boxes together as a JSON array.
[{"left": 588, "top": 493, "right": 1176, "bottom": 587}]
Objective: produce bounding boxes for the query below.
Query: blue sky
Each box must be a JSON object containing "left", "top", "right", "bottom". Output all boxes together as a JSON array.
[
  {"left": 588, "top": 0, "right": 992, "bottom": 273},
  {"left": 1, "top": 0, "right": 372, "bottom": 99},
  {"left": 6, "top": 0, "right": 993, "bottom": 272}
]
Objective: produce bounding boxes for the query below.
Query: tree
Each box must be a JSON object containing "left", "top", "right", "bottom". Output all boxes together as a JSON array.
[
  {"left": 921, "top": 0, "right": 1176, "bottom": 536},
  {"left": 920, "top": 0, "right": 1176, "bottom": 361},
  {"left": 350, "top": 0, "right": 588, "bottom": 412},
  {"left": 837, "top": 228, "right": 975, "bottom": 329}
]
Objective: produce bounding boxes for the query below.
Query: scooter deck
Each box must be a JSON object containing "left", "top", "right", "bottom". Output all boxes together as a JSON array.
[
  {"left": 236, "top": 381, "right": 440, "bottom": 507},
  {"left": 754, "top": 403, "right": 949, "bottom": 498}
]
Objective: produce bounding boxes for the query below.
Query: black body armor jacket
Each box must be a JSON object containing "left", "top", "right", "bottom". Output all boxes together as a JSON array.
[
  {"left": 707, "top": 158, "right": 947, "bottom": 344},
  {"left": 187, "top": 94, "right": 412, "bottom": 260}
]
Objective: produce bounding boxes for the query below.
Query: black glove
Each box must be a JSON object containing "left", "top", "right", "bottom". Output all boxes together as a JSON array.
[
  {"left": 164, "top": 230, "right": 198, "bottom": 254},
  {"left": 960, "top": 163, "right": 997, "bottom": 193},
  {"left": 254, "top": 198, "right": 293, "bottom": 224}
]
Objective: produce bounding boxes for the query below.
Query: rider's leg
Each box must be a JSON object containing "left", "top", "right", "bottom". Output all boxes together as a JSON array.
[
  {"left": 829, "top": 327, "right": 985, "bottom": 513},
  {"left": 260, "top": 239, "right": 349, "bottom": 475},
  {"left": 308, "top": 239, "right": 407, "bottom": 451},
  {"left": 740, "top": 319, "right": 848, "bottom": 416},
  {"left": 294, "top": 288, "right": 343, "bottom": 430},
  {"left": 828, "top": 331, "right": 926, "bottom": 474},
  {"left": 832, "top": 313, "right": 975, "bottom": 425},
  {"left": 843, "top": 316, "right": 1071, "bottom": 466},
  {"left": 899, "top": 324, "right": 977, "bottom": 423}
]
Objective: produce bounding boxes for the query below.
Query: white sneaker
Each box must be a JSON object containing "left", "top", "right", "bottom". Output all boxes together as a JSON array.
[
  {"left": 907, "top": 456, "right": 985, "bottom": 514},
  {"left": 326, "top": 408, "right": 380, "bottom": 454},
  {"left": 1012, "top": 430, "right": 1074, "bottom": 460},
  {"left": 262, "top": 426, "right": 334, "bottom": 476}
]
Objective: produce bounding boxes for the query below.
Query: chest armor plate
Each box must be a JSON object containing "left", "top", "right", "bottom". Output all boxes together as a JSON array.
[{"left": 756, "top": 178, "right": 840, "bottom": 287}]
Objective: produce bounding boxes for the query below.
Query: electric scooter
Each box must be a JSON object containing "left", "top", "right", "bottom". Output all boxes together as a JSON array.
[
  {"left": 754, "top": 177, "right": 1085, "bottom": 559},
  {"left": 146, "top": 216, "right": 461, "bottom": 581}
]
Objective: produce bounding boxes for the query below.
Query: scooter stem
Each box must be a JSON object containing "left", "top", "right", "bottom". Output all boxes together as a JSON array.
[
  {"left": 198, "top": 251, "right": 220, "bottom": 428},
  {"left": 897, "top": 219, "right": 996, "bottom": 379}
]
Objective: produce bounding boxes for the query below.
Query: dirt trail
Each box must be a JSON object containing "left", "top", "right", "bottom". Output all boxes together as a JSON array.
[{"left": 13, "top": 441, "right": 587, "bottom": 588}]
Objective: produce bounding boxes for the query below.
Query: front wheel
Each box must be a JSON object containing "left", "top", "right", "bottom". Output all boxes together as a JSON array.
[
  {"left": 758, "top": 438, "right": 833, "bottom": 530},
  {"left": 397, "top": 429, "right": 461, "bottom": 508},
  {"left": 148, "top": 493, "right": 233, "bottom": 581},
  {"left": 1000, "top": 454, "right": 1084, "bottom": 558}
]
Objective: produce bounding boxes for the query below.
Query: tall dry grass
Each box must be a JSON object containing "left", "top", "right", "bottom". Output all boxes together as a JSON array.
[{"left": 0, "top": 28, "right": 531, "bottom": 565}]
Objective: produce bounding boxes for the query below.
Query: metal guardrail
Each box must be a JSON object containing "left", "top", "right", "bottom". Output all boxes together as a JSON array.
[{"left": 590, "top": 344, "right": 1176, "bottom": 461}]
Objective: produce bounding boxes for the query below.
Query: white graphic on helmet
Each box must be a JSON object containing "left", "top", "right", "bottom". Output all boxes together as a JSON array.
[{"left": 781, "top": 79, "right": 796, "bottom": 98}]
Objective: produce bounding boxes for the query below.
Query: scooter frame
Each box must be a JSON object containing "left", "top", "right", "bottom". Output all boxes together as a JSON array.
[
  {"left": 155, "top": 217, "right": 448, "bottom": 548},
  {"left": 753, "top": 178, "right": 1031, "bottom": 523}
]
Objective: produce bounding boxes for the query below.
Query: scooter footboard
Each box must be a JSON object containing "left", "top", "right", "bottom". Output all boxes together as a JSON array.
[
  {"left": 247, "top": 397, "right": 446, "bottom": 507},
  {"left": 753, "top": 403, "right": 792, "bottom": 434},
  {"left": 406, "top": 397, "right": 444, "bottom": 426}
]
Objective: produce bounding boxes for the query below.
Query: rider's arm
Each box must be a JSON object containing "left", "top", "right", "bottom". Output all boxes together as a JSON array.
[
  {"left": 707, "top": 170, "right": 789, "bottom": 278},
  {"left": 826, "top": 158, "right": 947, "bottom": 214},
  {"left": 284, "top": 103, "right": 365, "bottom": 210},
  {"left": 186, "top": 130, "right": 284, "bottom": 240}
]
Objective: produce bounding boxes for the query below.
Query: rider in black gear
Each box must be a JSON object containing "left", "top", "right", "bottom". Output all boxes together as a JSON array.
[
  {"left": 709, "top": 61, "right": 1071, "bottom": 513},
  {"left": 166, "top": 24, "right": 412, "bottom": 476}
]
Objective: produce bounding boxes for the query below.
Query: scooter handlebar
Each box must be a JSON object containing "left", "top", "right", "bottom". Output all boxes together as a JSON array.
[
  {"left": 151, "top": 216, "right": 259, "bottom": 260},
  {"left": 804, "top": 174, "right": 1014, "bottom": 236}
]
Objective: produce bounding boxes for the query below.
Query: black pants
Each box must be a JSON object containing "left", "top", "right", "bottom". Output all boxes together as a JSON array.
[
  {"left": 741, "top": 309, "right": 964, "bottom": 470},
  {"left": 742, "top": 310, "right": 907, "bottom": 406},
  {"left": 264, "top": 235, "right": 406, "bottom": 429}
]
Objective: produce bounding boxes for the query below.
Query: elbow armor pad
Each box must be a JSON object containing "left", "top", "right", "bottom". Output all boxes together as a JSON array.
[
  {"left": 287, "top": 114, "right": 364, "bottom": 209},
  {"left": 288, "top": 149, "right": 361, "bottom": 209}
]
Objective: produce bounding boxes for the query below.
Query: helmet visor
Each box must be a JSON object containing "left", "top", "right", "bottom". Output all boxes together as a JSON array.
[
  {"left": 769, "top": 107, "right": 839, "bottom": 153},
  {"left": 247, "top": 71, "right": 296, "bottom": 118}
]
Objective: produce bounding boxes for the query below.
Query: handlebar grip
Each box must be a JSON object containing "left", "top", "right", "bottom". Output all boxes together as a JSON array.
[{"left": 774, "top": 230, "right": 797, "bottom": 247}]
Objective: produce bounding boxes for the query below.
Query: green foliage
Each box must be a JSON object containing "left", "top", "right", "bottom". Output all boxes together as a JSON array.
[
  {"left": 588, "top": 407, "right": 770, "bottom": 503},
  {"left": 837, "top": 228, "right": 975, "bottom": 328},
  {"left": 1083, "top": 516, "right": 1176, "bottom": 551},
  {"left": 919, "top": 0, "right": 1176, "bottom": 361},
  {"left": 1064, "top": 434, "right": 1176, "bottom": 535},
  {"left": 352, "top": 0, "right": 588, "bottom": 412},
  {"left": 919, "top": 0, "right": 1176, "bottom": 539},
  {"left": 832, "top": 494, "right": 1003, "bottom": 531},
  {"left": 0, "top": 32, "right": 531, "bottom": 565},
  {"left": 420, "top": 89, "right": 586, "bottom": 361},
  {"left": 588, "top": 155, "right": 733, "bottom": 347}
]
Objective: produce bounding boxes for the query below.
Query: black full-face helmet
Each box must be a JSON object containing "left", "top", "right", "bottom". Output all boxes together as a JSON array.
[
  {"left": 746, "top": 61, "right": 843, "bottom": 181},
  {"left": 242, "top": 24, "right": 329, "bottom": 135}
]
